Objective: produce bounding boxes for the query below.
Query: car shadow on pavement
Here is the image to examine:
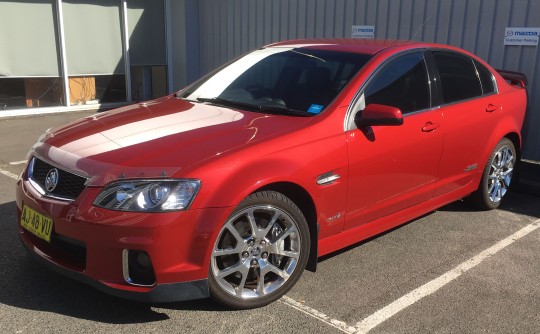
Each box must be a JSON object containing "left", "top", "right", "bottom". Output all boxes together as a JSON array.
[
  {"left": 437, "top": 191, "right": 540, "bottom": 219},
  {"left": 0, "top": 201, "right": 228, "bottom": 325},
  {"left": 318, "top": 190, "right": 540, "bottom": 264}
]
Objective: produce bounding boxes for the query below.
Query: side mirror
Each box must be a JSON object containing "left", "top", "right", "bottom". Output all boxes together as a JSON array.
[{"left": 354, "top": 104, "right": 404, "bottom": 127}]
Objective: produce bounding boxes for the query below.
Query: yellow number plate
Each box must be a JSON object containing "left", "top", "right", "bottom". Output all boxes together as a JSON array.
[{"left": 20, "top": 205, "right": 54, "bottom": 243}]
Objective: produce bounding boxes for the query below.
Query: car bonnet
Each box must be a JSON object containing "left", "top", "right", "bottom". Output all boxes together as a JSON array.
[{"left": 31, "top": 96, "right": 311, "bottom": 187}]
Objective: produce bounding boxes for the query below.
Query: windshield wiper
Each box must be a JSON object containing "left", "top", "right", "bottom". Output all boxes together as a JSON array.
[
  {"left": 256, "top": 104, "right": 313, "bottom": 117},
  {"left": 196, "top": 97, "right": 254, "bottom": 109},
  {"left": 196, "top": 97, "right": 313, "bottom": 116}
]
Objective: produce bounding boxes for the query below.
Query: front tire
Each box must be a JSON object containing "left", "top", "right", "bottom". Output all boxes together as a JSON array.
[
  {"left": 209, "top": 191, "right": 310, "bottom": 309},
  {"left": 469, "top": 138, "right": 516, "bottom": 210}
]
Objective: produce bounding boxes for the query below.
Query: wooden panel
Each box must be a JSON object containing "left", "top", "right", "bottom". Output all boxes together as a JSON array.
[{"left": 68, "top": 76, "right": 96, "bottom": 105}]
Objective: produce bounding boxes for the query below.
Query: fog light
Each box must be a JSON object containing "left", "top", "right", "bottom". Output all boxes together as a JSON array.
[
  {"left": 122, "top": 249, "right": 156, "bottom": 286},
  {"left": 135, "top": 251, "right": 152, "bottom": 267}
]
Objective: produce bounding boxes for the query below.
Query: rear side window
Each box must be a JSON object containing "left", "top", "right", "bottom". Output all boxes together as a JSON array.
[
  {"left": 433, "top": 51, "right": 482, "bottom": 104},
  {"left": 364, "top": 52, "right": 430, "bottom": 114},
  {"left": 474, "top": 60, "right": 495, "bottom": 95}
]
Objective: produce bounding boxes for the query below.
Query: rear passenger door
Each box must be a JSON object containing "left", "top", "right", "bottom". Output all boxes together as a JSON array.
[{"left": 429, "top": 50, "right": 501, "bottom": 196}]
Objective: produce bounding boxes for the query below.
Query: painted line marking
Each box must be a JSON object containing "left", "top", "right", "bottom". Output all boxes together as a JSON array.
[
  {"left": 355, "top": 218, "right": 540, "bottom": 333},
  {"left": 280, "top": 295, "right": 356, "bottom": 334},
  {"left": 0, "top": 167, "right": 19, "bottom": 180},
  {"left": 9, "top": 160, "right": 27, "bottom": 166},
  {"left": 520, "top": 179, "right": 540, "bottom": 187},
  {"left": 521, "top": 159, "right": 540, "bottom": 165}
]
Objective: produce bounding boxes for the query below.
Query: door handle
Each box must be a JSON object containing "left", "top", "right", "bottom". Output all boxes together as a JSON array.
[
  {"left": 422, "top": 122, "right": 440, "bottom": 132},
  {"left": 486, "top": 104, "right": 499, "bottom": 112}
]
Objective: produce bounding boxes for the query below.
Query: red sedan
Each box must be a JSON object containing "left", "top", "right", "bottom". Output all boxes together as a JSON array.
[{"left": 16, "top": 39, "right": 527, "bottom": 309}]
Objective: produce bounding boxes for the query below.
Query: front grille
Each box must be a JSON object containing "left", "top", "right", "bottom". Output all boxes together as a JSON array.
[{"left": 29, "top": 157, "right": 87, "bottom": 201}]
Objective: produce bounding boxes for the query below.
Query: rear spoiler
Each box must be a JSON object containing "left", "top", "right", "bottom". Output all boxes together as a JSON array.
[{"left": 496, "top": 69, "right": 527, "bottom": 88}]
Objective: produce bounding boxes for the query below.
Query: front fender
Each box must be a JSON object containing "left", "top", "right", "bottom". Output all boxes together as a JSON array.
[{"left": 188, "top": 131, "right": 349, "bottom": 240}]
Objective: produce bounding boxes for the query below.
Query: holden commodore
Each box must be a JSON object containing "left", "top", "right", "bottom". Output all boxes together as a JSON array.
[{"left": 16, "top": 39, "right": 527, "bottom": 309}]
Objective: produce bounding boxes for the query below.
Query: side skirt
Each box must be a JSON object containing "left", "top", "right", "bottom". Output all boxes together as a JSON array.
[{"left": 318, "top": 186, "right": 475, "bottom": 257}]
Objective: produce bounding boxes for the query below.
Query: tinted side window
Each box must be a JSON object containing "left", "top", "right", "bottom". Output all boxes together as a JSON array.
[
  {"left": 474, "top": 60, "right": 495, "bottom": 94},
  {"left": 364, "top": 52, "right": 429, "bottom": 114},
  {"left": 433, "top": 51, "right": 482, "bottom": 104}
]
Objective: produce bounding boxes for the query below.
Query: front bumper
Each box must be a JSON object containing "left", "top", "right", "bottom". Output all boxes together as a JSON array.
[
  {"left": 16, "top": 172, "right": 231, "bottom": 303},
  {"left": 21, "top": 236, "right": 209, "bottom": 302}
]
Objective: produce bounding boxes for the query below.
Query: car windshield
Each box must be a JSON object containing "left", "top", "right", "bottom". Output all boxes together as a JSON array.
[{"left": 179, "top": 47, "right": 371, "bottom": 116}]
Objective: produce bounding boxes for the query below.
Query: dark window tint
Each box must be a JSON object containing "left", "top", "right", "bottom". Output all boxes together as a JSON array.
[
  {"left": 181, "top": 49, "right": 371, "bottom": 115},
  {"left": 364, "top": 52, "right": 430, "bottom": 114},
  {"left": 474, "top": 60, "right": 495, "bottom": 94},
  {"left": 224, "top": 55, "right": 286, "bottom": 92},
  {"left": 433, "top": 51, "right": 482, "bottom": 103}
]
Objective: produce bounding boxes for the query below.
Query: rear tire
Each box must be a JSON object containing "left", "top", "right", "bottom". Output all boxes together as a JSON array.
[
  {"left": 468, "top": 138, "right": 516, "bottom": 210},
  {"left": 209, "top": 191, "right": 310, "bottom": 309}
]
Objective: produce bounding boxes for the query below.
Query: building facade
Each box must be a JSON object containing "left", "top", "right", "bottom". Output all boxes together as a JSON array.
[{"left": 1, "top": 0, "right": 539, "bottom": 160}]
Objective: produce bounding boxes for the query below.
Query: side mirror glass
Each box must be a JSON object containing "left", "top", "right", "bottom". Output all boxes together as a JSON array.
[{"left": 354, "top": 104, "right": 404, "bottom": 127}]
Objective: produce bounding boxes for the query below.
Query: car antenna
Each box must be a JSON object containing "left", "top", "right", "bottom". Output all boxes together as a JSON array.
[{"left": 410, "top": 15, "right": 431, "bottom": 41}]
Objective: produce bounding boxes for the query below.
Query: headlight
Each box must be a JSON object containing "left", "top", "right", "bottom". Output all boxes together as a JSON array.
[{"left": 93, "top": 179, "right": 201, "bottom": 212}]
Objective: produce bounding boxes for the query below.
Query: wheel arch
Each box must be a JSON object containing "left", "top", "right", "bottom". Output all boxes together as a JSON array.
[
  {"left": 256, "top": 182, "right": 318, "bottom": 272},
  {"left": 481, "top": 131, "right": 521, "bottom": 171},
  {"left": 504, "top": 132, "right": 522, "bottom": 181},
  {"left": 504, "top": 132, "right": 521, "bottom": 156},
  {"left": 481, "top": 132, "right": 521, "bottom": 185}
]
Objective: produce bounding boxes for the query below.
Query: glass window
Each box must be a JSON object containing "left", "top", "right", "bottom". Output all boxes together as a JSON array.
[
  {"left": 433, "top": 51, "right": 482, "bottom": 104},
  {"left": 131, "top": 65, "right": 167, "bottom": 101},
  {"left": 226, "top": 55, "right": 287, "bottom": 93},
  {"left": 63, "top": 1, "right": 124, "bottom": 76},
  {"left": 128, "top": 0, "right": 168, "bottom": 101},
  {"left": 68, "top": 75, "right": 126, "bottom": 105},
  {"left": 474, "top": 60, "right": 495, "bottom": 95},
  {"left": 0, "top": 77, "right": 66, "bottom": 110},
  {"left": 0, "top": 0, "right": 60, "bottom": 77},
  {"left": 63, "top": 1, "right": 126, "bottom": 105},
  {"left": 181, "top": 48, "right": 371, "bottom": 115},
  {"left": 127, "top": 0, "right": 166, "bottom": 66},
  {"left": 0, "top": 0, "right": 65, "bottom": 110},
  {"left": 364, "top": 52, "right": 430, "bottom": 114}
]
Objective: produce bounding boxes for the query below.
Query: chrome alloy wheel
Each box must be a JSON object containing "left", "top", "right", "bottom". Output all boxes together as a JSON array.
[
  {"left": 487, "top": 145, "right": 515, "bottom": 203},
  {"left": 211, "top": 205, "right": 302, "bottom": 299}
]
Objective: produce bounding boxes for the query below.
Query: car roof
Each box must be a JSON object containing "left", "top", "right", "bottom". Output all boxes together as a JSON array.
[{"left": 266, "top": 38, "right": 440, "bottom": 55}]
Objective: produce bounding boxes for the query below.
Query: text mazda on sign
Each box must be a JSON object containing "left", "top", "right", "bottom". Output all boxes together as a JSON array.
[{"left": 16, "top": 39, "right": 527, "bottom": 309}]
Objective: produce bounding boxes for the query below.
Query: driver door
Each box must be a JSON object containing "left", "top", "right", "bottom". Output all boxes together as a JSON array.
[{"left": 344, "top": 51, "right": 444, "bottom": 230}]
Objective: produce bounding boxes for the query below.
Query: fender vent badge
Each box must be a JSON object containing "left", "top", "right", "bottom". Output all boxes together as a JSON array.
[
  {"left": 317, "top": 172, "right": 340, "bottom": 185},
  {"left": 464, "top": 164, "right": 478, "bottom": 172}
]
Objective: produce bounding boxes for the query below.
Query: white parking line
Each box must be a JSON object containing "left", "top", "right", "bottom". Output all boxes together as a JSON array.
[
  {"left": 280, "top": 219, "right": 540, "bottom": 333},
  {"left": 280, "top": 296, "right": 356, "bottom": 334},
  {"left": 0, "top": 168, "right": 19, "bottom": 180},
  {"left": 9, "top": 160, "right": 27, "bottom": 166},
  {"left": 355, "top": 218, "right": 540, "bottom": 333}
]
